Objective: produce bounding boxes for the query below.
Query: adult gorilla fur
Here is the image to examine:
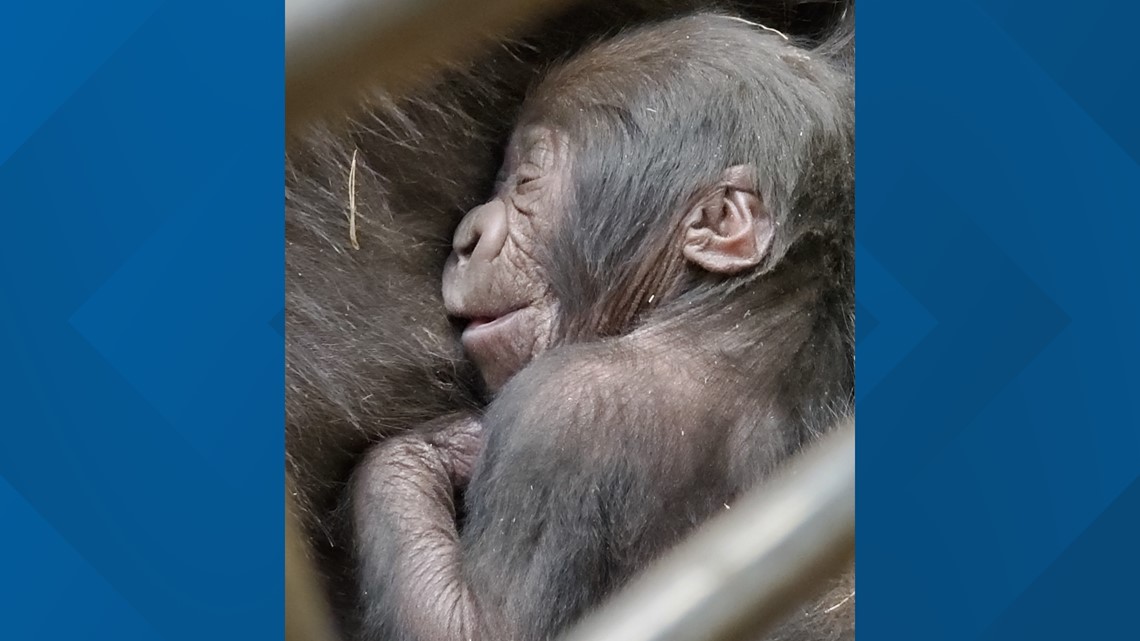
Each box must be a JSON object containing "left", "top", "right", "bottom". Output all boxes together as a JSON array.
[{"left": 286, "top": 1, "right": 853, "bottom": 638}]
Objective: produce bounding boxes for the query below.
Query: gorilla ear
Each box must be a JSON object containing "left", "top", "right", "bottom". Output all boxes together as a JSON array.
[{"left": 681, "top": 165, "right": 774, "bottom": 274}]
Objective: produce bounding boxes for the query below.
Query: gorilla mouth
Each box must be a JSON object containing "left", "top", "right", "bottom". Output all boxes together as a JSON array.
[{"left": 463, "top": 307, "right": 526, "bottom": 333}]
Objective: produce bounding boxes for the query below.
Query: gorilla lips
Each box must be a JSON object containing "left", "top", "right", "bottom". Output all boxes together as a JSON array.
[{"left": 462, "top": 307, "right": 525, "bottom": 335}]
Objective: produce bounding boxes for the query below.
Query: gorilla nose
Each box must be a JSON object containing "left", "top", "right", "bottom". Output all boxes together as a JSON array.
[{"left": 454, "top": 200, "right": 508, "bottom": 262}]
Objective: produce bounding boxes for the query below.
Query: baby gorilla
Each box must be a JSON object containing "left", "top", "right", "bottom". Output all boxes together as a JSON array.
[{"left": 352, "top": 13, "right": 854, "bottom": 641}]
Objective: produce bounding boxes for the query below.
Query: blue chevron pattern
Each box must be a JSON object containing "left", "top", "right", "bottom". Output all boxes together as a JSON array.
[
  {"left": 858, "top": 1, "right": 1140, "bottom": 639},
  {"left": 0, "top": 2, "right": 282, "bottom": 640}
]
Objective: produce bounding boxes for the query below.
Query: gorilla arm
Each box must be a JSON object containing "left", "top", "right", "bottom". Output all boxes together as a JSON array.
[
  {"left": 349, "top": 358, "right": 693, "bottom": 641},
  {"left": 351, "top": 415, "right": 486, "bottom": 641}
]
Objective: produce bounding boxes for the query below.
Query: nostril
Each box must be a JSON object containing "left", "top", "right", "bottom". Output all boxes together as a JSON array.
[
  {"left": 455, "top": 229, "right": 479, "bottom": 259},
  {"left": 454, "top": 200, "right": 508, "bottom": 262},
  {"left": 453, "top": 215, "right": 481, "bottom": 260}
]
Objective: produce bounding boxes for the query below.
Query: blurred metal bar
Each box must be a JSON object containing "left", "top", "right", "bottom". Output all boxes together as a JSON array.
[
  {"left": 286, "top": 0, "right": 573, "bottom": 126},
  {"left": 560, "top": 420, "right": 855, "bottom": 641},
  {"left": 286, "top": 492, "right": 341, "bottom": 641}
]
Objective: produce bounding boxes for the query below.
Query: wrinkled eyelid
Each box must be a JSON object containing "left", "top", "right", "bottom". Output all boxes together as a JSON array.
[
  {"left": 515, "top": 179, "right": 543, "bottom": 197},
  {"left": 531, "top": 143, "right": 554, "bottom": 169},
  {"left": 517, "top": 160, "right": 543, "bottom": 178}
]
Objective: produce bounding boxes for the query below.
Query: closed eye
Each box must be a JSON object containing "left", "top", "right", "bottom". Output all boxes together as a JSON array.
[{"left": 515, "top": 166, "right": 543, "bottom": 194}]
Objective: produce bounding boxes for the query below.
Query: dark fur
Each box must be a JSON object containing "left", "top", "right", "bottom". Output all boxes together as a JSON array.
[{"left": 285, "top": 1, "right": 852, "bottom": 639}]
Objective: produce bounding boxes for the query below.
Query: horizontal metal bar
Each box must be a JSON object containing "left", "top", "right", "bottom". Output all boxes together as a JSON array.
[
  {"left": 559, "top": 420, "right": 855, "bottom": 641},
  {"left": 286, "top": 0, "right": 572, "bottom": 125}
]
